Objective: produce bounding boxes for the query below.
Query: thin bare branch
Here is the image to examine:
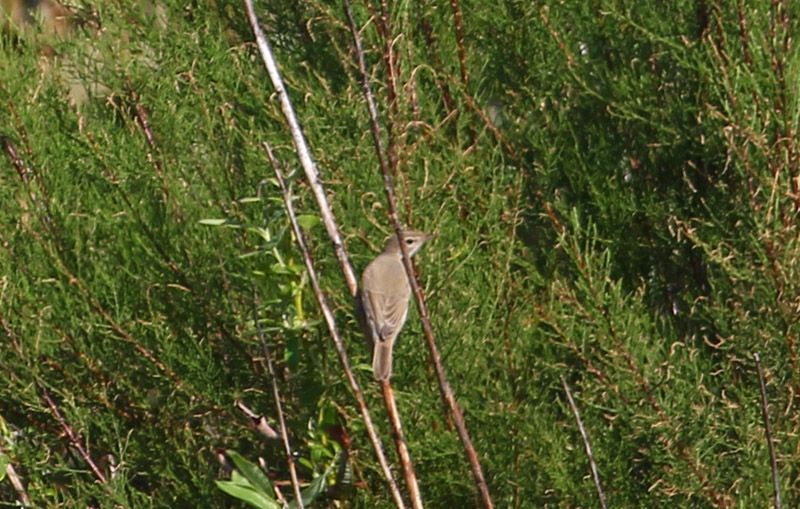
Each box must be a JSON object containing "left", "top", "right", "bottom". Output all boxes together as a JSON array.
[
  {"left": 264, "top": 143, "right": 407, "bottom": 509},
  {"left": 342, "top": 8, "right": 443, "bottom": 503},
  {"left": 129, "top": 85, "right": 174, "bottom": 212},
  {"left": 754, "top": 353, "right": 782, "bottom": 509},
  {"left": 1, "top": 135, "right": 33, "bottom": 184},
  {"left": 3, "top": 458, "right": 32, "bottom": 507},
  {"left": 250, "top": 291, "right": 305, "bottom": 508},
  {"left": 342, "top": 2, "right": 494, "bottom": 508},
  {"left": 448, "top": 0, "right": 469, "bottom": 87},
  {"left": 381, "top": 381, "right": 424, "bottom": 509},
  {"left": 560, "top": 376, "right": 608, "bottom": 509},
  {"left": 243, "top": 0, "right": 358, "bottom": 297},
  {"left": 376, "top": 0, "right": 399, "bottom": 175},
  {"left": 38, "top": 383, "right": 107, "bottom": 484},
  {"left": 2, "top": 135, "right": 54, "bottom": 228}
]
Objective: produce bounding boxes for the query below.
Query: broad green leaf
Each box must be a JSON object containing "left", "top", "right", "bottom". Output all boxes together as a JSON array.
[
  {"left": 199, "top": 218, "right": 242, "bottom": 228},
  {"left": 270, "top": 263, "right": 294, "bottom": 275},
  {"left": 239, "top": 250, "right": 265, "bottom": 259},
  {"left": 226, "top": 450, "right": 274, "bottom": 497},
  {"left": 216, "top": 480, "right": 280, "bottom": 509}
]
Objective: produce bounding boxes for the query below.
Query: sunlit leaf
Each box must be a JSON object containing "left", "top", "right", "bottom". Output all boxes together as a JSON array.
[
  {"left": 198, "top": 218, "right": 228, "bottom": 226},
  {"left": 0, "top": 454, "right": 8, "bottom": 482},
  {"left": 296, "top": 214, "right": 321, "bottom": 230}
]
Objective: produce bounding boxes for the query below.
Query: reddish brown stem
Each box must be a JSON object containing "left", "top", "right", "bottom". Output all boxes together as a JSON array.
[
  {"left": 448, "top": 0, "right": 469, "bottom": 87},
  {"left": 39, "top": 383, "right": 107, "bottom": 484},
  {"left": 381, "top": 380, "right": 424, "bottom": 509},
  {"left": 129, "top": 87, "right": 173, "bottom": 210}
]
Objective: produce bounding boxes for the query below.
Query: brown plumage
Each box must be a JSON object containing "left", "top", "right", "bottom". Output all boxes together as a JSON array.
[{"left": 361, "top": 230, "right": 432, "bottom": 381}]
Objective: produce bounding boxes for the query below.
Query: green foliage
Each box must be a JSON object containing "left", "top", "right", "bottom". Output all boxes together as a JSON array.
[
  {"left": 1, "top": 0, "right": 799, "bottom": 507},
  {"left": 217, "top": 451, "right": 280, "bottom": 509}
]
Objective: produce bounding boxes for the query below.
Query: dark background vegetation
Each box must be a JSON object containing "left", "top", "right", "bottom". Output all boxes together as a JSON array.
[{"left": 1, "top": 0, "right": 798, "bottom": 507}]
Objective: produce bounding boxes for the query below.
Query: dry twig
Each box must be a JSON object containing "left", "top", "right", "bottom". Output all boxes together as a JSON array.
[
  {"left": 754, "top": 353, "right": 782, "bottom": 509},
  {"left": 38, "top": 383, "right": 107, "bottom": 484},
  {"left": 560, "top": 376, "right": 608, "bottom": 509},
  {"left": 243, "top": 3, "right": 426, "bottom": 506},
  {"left": 235, "top": 400, "right": 280, "bottom": 440},
  {"left": 3, "top": 457, "right": 32, "bottom": 507},
  {"left": 129, "top": 86, "right": 174, "bottom": 213},
  {"left": 250, "top": 291, "right": 305, "bottom": 508},
  {"left": 448, "top": 0, "right": 469, "bottom": 87}
]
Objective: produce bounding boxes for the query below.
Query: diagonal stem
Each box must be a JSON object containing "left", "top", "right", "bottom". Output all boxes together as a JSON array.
[
  {"left": 754, "top": 353, "right": 782, "bottom": 509},
  {"left": 561, "top": 376, "right": 608, "bottom": 509},
  {"left": 250, "top": 290, "right": 305, "bottom": 508},
  {"left": 38, "top": 382, "right": 108, "bottom": 484}
]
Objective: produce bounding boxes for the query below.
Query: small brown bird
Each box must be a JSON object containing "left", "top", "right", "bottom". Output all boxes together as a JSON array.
[{"left": 361, "top": 230, "right": 433, "bottom": 381}]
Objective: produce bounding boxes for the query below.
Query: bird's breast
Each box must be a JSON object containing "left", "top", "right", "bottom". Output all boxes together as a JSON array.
[{"left": 362, "top": 255, "right": 411, "bottom": 296}]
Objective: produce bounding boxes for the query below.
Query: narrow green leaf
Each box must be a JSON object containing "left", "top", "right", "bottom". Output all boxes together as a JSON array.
[
  {"left": 251, "top": 227, "right": 272, "bottom": 242},
  {"left": 198, "top": 218, "right": 228, "bottom": 226},
  {"left": 288, "top": 461, "right": 335, "bottom": 509},
  {"left": 270, "top": 263, "right": 293, "bottom": 275}
]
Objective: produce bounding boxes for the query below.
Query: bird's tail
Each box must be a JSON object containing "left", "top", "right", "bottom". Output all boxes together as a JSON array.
[{"left": 372, "top": 340, "right": 394, "bottom": 381}]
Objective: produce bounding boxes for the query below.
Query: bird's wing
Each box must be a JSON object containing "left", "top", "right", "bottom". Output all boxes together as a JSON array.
[
  {"left": 360, "top": 288, "right": 381, "bottom": 343},
  {"left": 362, "top": 289, "right": 409, "bottom": 344}
]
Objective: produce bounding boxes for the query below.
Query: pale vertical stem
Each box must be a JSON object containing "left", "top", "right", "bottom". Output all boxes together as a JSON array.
[{"left": 561, "top": 376, "right": 608, "bottom": 509}]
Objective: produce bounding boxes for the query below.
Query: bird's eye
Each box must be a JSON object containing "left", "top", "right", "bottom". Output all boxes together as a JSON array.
[{"left": 406, "top": 239, "right": 414, "bottom": 244}]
